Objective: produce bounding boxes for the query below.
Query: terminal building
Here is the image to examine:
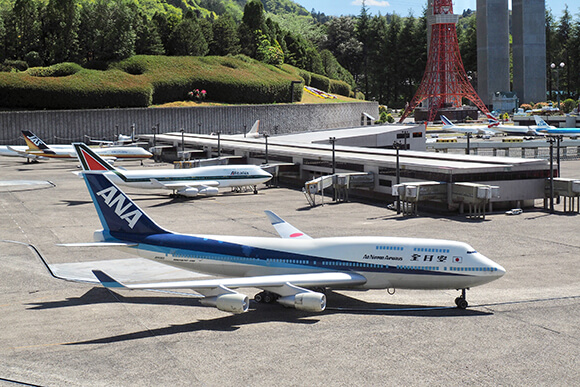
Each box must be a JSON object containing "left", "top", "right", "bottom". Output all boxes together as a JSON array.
[{"left": 145, "top": 124, "right": 553, "bottom": 212}]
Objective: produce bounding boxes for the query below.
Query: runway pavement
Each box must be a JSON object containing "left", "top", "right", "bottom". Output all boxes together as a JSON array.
[{"left": 1, "top": 156, "right": 579, "bottom": 386}]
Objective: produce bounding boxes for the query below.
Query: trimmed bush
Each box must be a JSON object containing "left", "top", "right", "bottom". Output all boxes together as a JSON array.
[
  {"left": 310, "top": 73, "right": 330, "bottom": 92},
  {"left": 297, "top": 69, "right": 311, "bottom": 86},
  {"left": 27, "top": 63, "right": 83, "bottom": 77},
  {"left": 3, "top": 60, "right": 28, "bottom": 72},
  {"left": 0, "top": 55, "right": 304, "bottom": 109},
  {"left": 329, "top": 79, "right": 351, "bottom": 97}
]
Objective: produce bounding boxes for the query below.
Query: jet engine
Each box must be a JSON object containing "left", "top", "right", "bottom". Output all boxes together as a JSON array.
[
  {"left": 277, "top": 292, "right": 326, "bottom": 312},
  {"left": 199, "top": 187, "right": 219, "bottom": 196},
  {"left": 177, "top": 187, "right": 199, "bottom": 197},
  {"left": 201, "top": 293, "right": 249, "bottom": 314}
]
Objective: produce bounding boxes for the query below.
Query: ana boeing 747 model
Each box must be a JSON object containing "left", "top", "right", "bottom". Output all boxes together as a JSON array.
[
  {"left": 56, "top": 171, "right": 505, "bottom": 314},
  {"left": 73, "top": 142, "right": 272, "bottom": 197},
  {"left": 1, "top": 130, "right": 152, "bottom": 162}
]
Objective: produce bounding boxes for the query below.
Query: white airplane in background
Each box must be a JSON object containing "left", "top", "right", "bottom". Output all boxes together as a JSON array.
[
  {"left": 533, "top": 116, "right": 580, "bottom": 136},
  {"left": 226, "top": 120, "right": 261, "bottom": 138},
  {"left": 74, "top": 142, "right": 272, "bottom": 197},
  {"left": 0, "top": 130, "right": 152, "bottom": 162},
  {"left": 87, "top": 132, "right": 135, "bottom": 146},
  {"left": 48, "top": 171, "right": 505, "bottom": 313},
  {"left": 483, "top": 113, "right": 539, "bottom": 136},
  {"left": 440, "top": 115, "right": 497, "bottom": 137}
]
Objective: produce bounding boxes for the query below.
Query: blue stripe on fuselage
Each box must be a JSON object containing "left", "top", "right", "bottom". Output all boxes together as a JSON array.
[{"left": 109, "top": 231, "right": 466, "bottom": 277}]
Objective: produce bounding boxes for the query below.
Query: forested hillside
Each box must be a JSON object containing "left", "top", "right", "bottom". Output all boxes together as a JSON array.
[{"left": 0, "top": 0, "right": 578, "bottom": 107}]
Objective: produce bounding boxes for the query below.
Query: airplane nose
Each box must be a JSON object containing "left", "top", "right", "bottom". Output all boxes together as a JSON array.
[{"left": 495, "top": 263, "right": 506, "bottom": 277}]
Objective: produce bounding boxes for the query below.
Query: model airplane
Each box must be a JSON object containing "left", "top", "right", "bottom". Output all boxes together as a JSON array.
[
  {"left": 1, "top": 130, "right": 152, "bottom": 162},
  {"left": 440, "top": 115, "right": 497, "bottom": 137},
  {"left": 533, "top": 116, "right": 580, "bottom": 136},
  {"left": 57, "top": 171, "right": 505, "bottom": 313},
  {"left": 73, "top": 142, "right": 272, "bottom": 197},
  {"left": 483, "top": 113, "right": 539, "bottom": 136}
]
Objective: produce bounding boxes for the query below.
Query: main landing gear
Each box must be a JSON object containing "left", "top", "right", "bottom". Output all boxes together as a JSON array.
[
  {"left": 254, "top": 291, "right": 278, "bottom": 304},
  {"left": 455, "top": 289, "right": 469, "bottom": 309}
]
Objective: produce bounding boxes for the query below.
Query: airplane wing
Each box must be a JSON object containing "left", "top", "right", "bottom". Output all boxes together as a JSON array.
[
  {"left": 93, "top": 270, "right": 367, "bottom": 313},
  {"left": 264, "top": 210, "right": 312, "bottom": 239},
  {"left": 93, "top": 270, "right": 366, "bottom": 293},
  {"left": 150, "top": 178, "right": 220, "bottom": 190}
]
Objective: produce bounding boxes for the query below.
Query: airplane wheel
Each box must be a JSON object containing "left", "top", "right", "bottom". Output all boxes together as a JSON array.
[
  {"left": 263, "top": 293, "right": 273, "bottom": 303},
  {"left": 254, "top": 293, "right": 263, "bottom": 303},
  {"left": 455, "top": 297, "right": 468, "bottom": 309}
]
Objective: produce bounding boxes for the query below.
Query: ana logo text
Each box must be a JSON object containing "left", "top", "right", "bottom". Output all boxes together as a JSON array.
[{"left": 96, "top": 186, "right": 142, "bottom": 229}]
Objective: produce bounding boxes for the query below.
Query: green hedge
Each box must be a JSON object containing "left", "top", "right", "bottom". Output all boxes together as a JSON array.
[
  {"left": 0, "top": 68, "right": 152, "bottom": 109},
  {"left": 329, "top": 79, "right": 351, "bottom": 97},
  {"left": 0, "top": 55, "right": 304, "bottom": 109},
  {"left": 310, "top": 73, "right": 330, "bottom": 92},
  {"left": 27, "top": 62, "right": 83, "bottom": 77}
]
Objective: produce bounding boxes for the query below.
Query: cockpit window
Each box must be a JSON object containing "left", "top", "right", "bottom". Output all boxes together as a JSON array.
[{"left": 467, "top": 251, "right": 477, "bottom": 254}]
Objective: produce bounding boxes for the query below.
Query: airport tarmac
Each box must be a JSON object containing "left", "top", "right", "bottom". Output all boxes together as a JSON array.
[{"left": 1, "top": 156, "right": 579, "bottom": 386}]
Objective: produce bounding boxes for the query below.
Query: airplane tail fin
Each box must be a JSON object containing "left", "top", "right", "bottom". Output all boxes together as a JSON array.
[
  {"left": 82, "top": 172, "right": 168, "bottom": 236},
  {"left": 22, "top": 131, "right": 54, "bottom": 153},
  {"left": 440, "top": 115, "right": 454, "bottom": 127},
  {"left": 73, "top": 143, "right": 117, "bottom": 172},
  {"left": 246, "top": 120, "right": 260, "bottom": 137},
  {"left": 534, "top": 115, "right": 549, "bottom": 127}
]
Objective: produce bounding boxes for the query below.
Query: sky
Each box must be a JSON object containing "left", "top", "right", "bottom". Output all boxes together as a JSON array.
[{"left": 295, "top": 1, "right": 575, "bottom": 18}]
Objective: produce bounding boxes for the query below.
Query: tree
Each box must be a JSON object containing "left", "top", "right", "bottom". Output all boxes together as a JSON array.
[
  {"left": 555, "top": 6, "right": 572, "bottom": 97},
  {"left": 134, "top": 13, "right": 164, "bottom": 55},
  {"left": 324, "top": 16, "right": 363, "bottom": 83},
  {"left": 167, "top": 18, "right": 208, "bottom": 56},
  {"left": 43, "top": 0, "right": 81, "bottom": 64},
  {"left": 356, "top": 1, "right": 372, "bottom": 96},
  {"left": 12, "top": 0, "right": 42, "bottom": 60},
  {"left": 458, "top": 12, "right": 477, "bottom": 73},
  {"left": 0, "top": 12, "right": 6, "bottom": 62},
  {"left": 210, "top": 14, "right": 240, "bottom": 56}
]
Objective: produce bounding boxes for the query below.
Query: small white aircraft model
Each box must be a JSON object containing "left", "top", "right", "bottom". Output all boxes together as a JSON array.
[
  {"left": 51, "top": 171, "right": 504, "bottom": 313},
  {"left": 440, "top": 115, "right": 497, "bottom": 137},
  {"left": 73, "top": 142, "right": 272, "bottom": 197},
  {"left": 0, "top": 130, "right": 152, "bottom": 162},
  {"left": 228, "top": 120, "right": 261, "bottom": 138}
]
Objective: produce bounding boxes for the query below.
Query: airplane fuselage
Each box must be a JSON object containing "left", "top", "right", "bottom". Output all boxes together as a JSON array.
[
  {"left": 103, "top": 165, "right": 272, "bottom": 189},
  {"left": 103, "top": 231, "right": 505, "bottom": 291}
]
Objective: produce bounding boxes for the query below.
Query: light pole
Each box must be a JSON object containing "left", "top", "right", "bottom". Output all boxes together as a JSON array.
[
  {"left": 329, "top": 137, "right": 336, "bottom": 174},
  {"left": 329, "top": 137, "right": 337, "bottom": 201},
  {"left": 393, "top": 141, "right": 402, "bottom": 214},
  {"left": 547, "top": 136, "right": 555, "bottom": 213},
  {"left": 217, "top": 131, "right": 221, "bottom": 157},
  {"left": 263, "top": 133, "right": 269, "bottom": 164},
  {"left": 551, "top": 62, "right": 565, "bottom": 110},
  {"left": 180, "top": 128, "right": 185, "bottom": 161}
]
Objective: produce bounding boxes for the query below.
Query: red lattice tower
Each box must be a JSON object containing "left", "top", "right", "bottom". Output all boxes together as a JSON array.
[{"left": 399, "top": 0, "right": 489, "bottom": 122}]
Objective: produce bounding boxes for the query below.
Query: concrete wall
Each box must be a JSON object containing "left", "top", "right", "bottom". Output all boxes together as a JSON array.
[
  {"left": 477, "top": 0, "right": 510, "bottom": 106},
  {"left": 512, "top": 0, "right": 547, "bottom": 104},
  {"left": 0, "top": 102, "right": 379, "bottom": 145}
]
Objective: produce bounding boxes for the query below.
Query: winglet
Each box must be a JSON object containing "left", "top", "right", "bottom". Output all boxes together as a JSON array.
[
  {"left": 73, "top": 143, "right": 116, "bottom": 172},
  {"left": 92, "top": 270, "right": 126, "bottom": 288},
  {"left": 264, "top": 210, "right": 312, "bottom": 239}
]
